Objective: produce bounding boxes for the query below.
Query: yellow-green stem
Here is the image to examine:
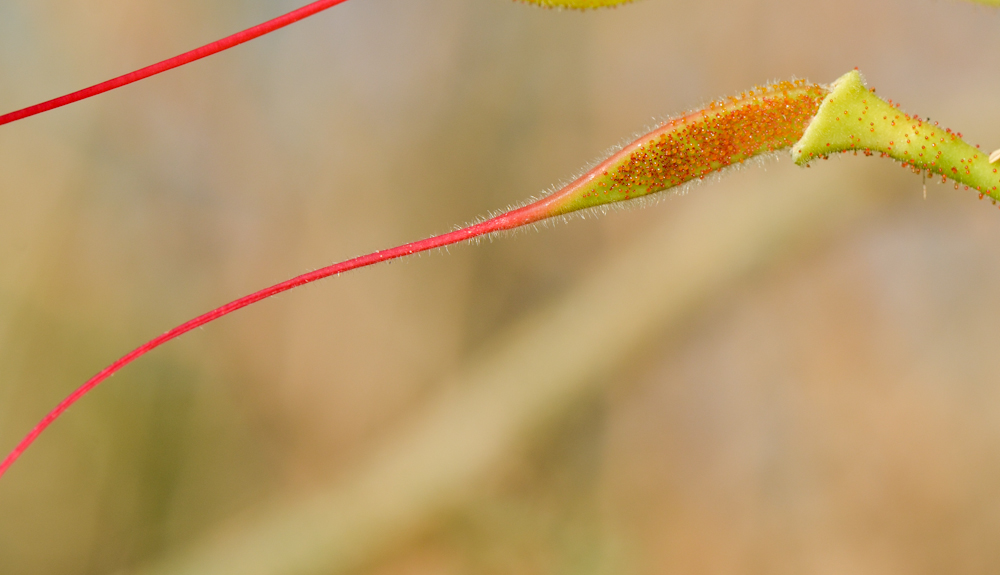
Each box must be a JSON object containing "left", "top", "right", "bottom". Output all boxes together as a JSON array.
[
  {"left": 515, "top": 0, "right": 636, "bottom": 9},
  {"left": 793, "top": 70, "right": 1000, "bottom": 201}
]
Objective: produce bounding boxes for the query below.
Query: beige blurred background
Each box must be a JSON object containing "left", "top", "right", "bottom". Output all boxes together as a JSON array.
[{"left": 2, "top": 0, "right": 1000, "bottom": 573}]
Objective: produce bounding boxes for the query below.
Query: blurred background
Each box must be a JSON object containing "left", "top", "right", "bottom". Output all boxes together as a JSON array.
[{"left": 2, "top": 0, "right": 1000, "bottom": 573}]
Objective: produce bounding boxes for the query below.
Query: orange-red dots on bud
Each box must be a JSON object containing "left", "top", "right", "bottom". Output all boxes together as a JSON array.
[{"left": 553, "top": 81, "right": 827, "bottom": 214}]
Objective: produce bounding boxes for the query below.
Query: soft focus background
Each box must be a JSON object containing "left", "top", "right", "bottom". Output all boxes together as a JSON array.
[{"left": 2, "top": 0, "right": 1000, "bottom": 573}]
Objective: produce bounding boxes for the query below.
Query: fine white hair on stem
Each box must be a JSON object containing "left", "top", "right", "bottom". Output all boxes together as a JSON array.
[{"left": 463, "top": 148, "right": 790, "bottom": 245}]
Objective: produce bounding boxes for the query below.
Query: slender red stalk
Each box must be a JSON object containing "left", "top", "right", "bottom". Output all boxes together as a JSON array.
[
  {"left": 0, "top": 0, "right": 351, "bottom": 127},
  {"left": 0, "top": 204, "right": 552, "bottom": 479}
]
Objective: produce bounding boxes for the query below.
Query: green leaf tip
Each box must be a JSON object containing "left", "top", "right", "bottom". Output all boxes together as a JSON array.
[
  {"left": 515, "top": 0, "right": 637, "bottom": 9},
  {"left": 793, "top": 69, "right": 1000, "bottom": 200}
]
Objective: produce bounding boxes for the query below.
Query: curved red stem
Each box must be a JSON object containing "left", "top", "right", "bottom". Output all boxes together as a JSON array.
[
  {"left": 0, "top": 205, "right": 549, "bottom": 479},
  {"left": 0, "top": 0, "right": 351, "bottom": 127}
]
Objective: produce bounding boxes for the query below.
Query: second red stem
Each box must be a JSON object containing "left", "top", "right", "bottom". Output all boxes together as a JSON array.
[{"left": 0, "top": 0, "right": 351, "bottom": 127}]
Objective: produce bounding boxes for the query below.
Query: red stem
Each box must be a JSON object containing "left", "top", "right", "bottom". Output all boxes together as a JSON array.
[
  {"left": 0, "top": 0, "right": 351, "bottom": 127},
  {"left": 0, "top": 205, "right": 548, "bottom": 479}
]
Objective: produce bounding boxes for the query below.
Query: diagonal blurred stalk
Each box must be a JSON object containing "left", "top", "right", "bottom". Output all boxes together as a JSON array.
[{"left": 136, "top": 163, "right": 895, "bottom": 575}]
